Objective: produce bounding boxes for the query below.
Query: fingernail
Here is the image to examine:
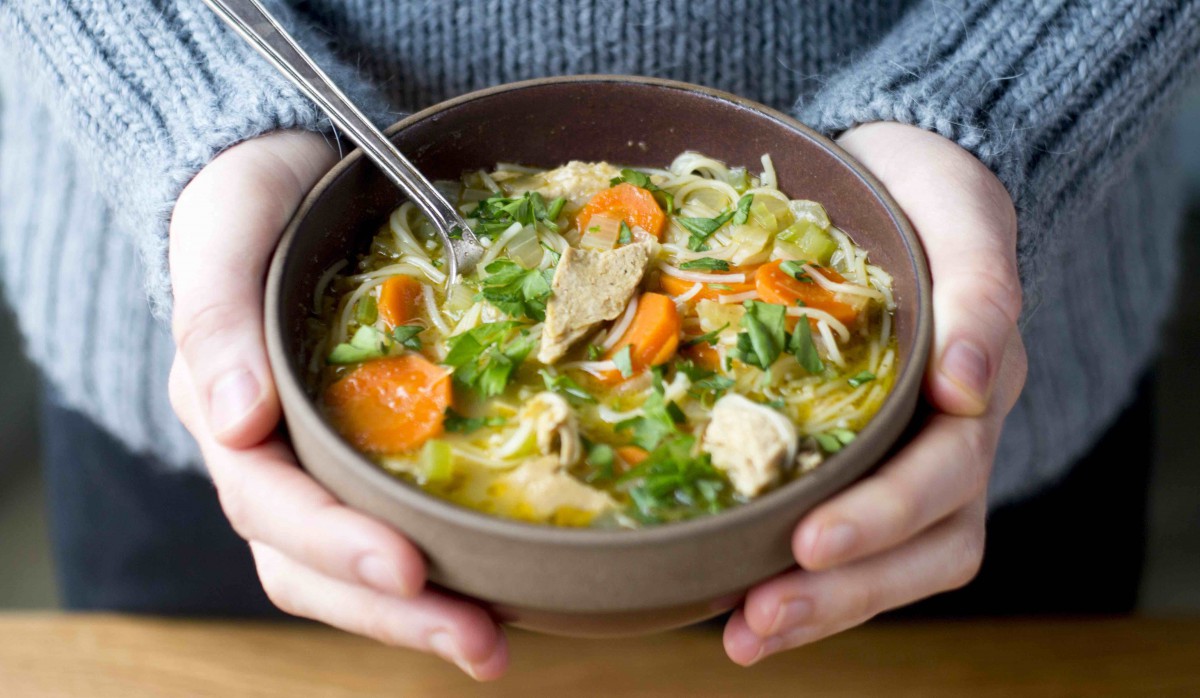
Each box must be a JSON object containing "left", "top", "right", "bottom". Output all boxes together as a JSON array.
[
  {"left": 769, "top": 597, "right": 813, "bottom": 634},
  {"left": 357, "top": 554, "right": 407, "bottom": 596},
  {"left": 747, "top": 636, "right": 783, "bottom": 666},
  {"left": 815, "top": 522, "right": 857, "bottom": 564},
  {"left": 941, "top": 340, "right": 990, "bottom": 403},
  {"left": 429, "top": 631, "right": 476, "bottom": 679},
  {"left": 209, "top": 369, "right": 261, "bottom": 433}
]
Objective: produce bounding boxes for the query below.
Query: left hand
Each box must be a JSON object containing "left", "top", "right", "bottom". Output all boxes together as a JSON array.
[{"left": 724, "top": 122, "right": 1028, "bottom": 665}]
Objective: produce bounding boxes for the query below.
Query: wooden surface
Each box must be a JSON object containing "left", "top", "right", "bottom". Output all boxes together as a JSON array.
[{"left": 0, "top": 614, "right": 1198, "bottom": 697}]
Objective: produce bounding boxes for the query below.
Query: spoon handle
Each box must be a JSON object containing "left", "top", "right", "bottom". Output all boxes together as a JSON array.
[{"left": 201, "top": 0, "right": 483, "bottom": 281}]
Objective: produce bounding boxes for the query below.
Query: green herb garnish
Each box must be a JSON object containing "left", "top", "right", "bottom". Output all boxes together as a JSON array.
[
  {"left": 679, "top": 257, "right": 731, "bottom": 272},
  {"left": 613, "top": 345, "right": 634, "bottom": 378},
  {"left": 814, "top": 429, "right": 856, "bottom": 453},
  {"left": 618, "top": 220, "right": 633, "bottom": 245},
  {"left": 327, "top": 326, "right": 391, "bottom": 365},
  {"left": 620, "top": 435, "right": 730, "bottom": 523},
  {"left": 610, "top": 168, "right": 675, "bottom": 213},
  {"left": 682, "top": 323, "right": 729, "bottom": 347},
  {"left": 478, "top": 259, "right": 554, "bottom": 321},
  {"left": 444, "top": 408, "right": 507, "bottom": 434},
  {"left": 539, "top": 369, "right": 596, "bottom": 403},
  {"left": 586, "top": 343, "right": 604, "bottom": 360},
  {"left": 443, "top": 322, "right": 533, "bottom": 397},
  {"left": 391, "top": 324, "right": 424, "bottom": 351},
  {"left": 732, "top": 194, "right": 754, "bottom": 225},
  {"left": 585, "top": 442, "right": 616, "bottom": 483},
  {"left": 848, "top": 370, "right": 876, "bottom": 388},
  {"left": 780, "top": 259, "right": 813, "bottom": 283},
  {"left": 615, "top": 391, "right": 687, "bottom": 452},
  {"left": 466, "top": 191, "right": 565, "bottom": 237},
  {"left": 730, "top": 301, "right": 788, "bottom": 371},
  {"left": 789, "top": 315, "right": 825, "bottom": 374}
]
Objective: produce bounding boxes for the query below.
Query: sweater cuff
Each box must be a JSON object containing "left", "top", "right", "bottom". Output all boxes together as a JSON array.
[{"left": 1, "top": 0, "right": 389, "bottom": 316}]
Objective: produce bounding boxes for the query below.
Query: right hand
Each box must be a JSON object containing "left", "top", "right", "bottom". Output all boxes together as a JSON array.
[{"left": 167, "top": 130, "right": 508, "bottom": 681}]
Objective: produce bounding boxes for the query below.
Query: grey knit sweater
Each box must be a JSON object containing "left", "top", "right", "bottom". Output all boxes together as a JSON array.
[{"left": 0, "top": 0, "right": 1196, "bottom": 506}]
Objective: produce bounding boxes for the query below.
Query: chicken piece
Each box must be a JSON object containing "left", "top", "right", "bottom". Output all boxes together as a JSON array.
[
  {"left": 701, "top": 394, "right": 798, "bottom": 497},
  {"left": 521, "top": 392, "right": 583, "bottom": 467},
  {"left": 501, "top": 455, "right": 616, "bottom": 523},
  {"left": 537, "top": 241, "right": 654, "bottom": 364},
  {"left": 508, "top": 161, "right": 623, "bottom": 207}
]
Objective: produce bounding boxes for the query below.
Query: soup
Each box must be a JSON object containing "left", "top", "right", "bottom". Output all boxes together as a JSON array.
[{"left": 306, "top": 153, "right": 896, "bottom": 528}]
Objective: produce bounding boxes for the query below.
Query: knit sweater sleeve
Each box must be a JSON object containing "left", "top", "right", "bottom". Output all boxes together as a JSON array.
[
  {"left": 0, "top": 0, "right": 381, "bottom": 314},
  {"left": 799, "top": 0, "right": 1200, "bottom": 303}
]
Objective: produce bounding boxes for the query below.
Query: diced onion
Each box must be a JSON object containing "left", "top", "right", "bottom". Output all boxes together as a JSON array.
[{"left": 580, "top": 214, "right": 622, "bottom": 251}]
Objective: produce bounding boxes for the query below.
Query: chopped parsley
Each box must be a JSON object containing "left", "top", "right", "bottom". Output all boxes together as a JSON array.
[
  {"left": 678, "top": 194, "right": 753, "bottom": 251},
  {"left": 682, "top": 323, "right": 729, "bottom": 347},
  {"left": 676, "top": 359, "right": 735, "bottom": 402},
  {"left": 443, "top": 408, "right": 507, "bottom": 434},
  {"left": 327, "top": 324, "right": 423, "bottom": 364},
  {"left": 539, "top": 369, "right": 596, "bottom": 403},
  {"left": 780, "top": 260, "right": 813, "bottom": 283},
  {"left": 585, "top": 442, "right": 616, "bottom": 483},
  {"left": 789, "top": 316, "right": 825, "bottom": 374},
  {"left": 443, "top": 322, "right": 534, "bottom": 397},
  {"left": 848, "top": 370, "right": 876, "bottom": 388},
  {"left": 391, "top": 324, "right": 424, "bottom": 351},
  {"left": 478, "top": 259, "right": 554, "bottom": 321},
  {"left": 732, "top": 193, "right": 754, "bottom": 225},
  {"left": 610, "top": 168, "right": 675, "bottom": 214},
  {"left": 615, "top": 390, "right": 686, "bottom": 452},
  {"left": 586, "top": 343, "right": 604, "bottom": 360},
  {"left": 613, "top": 345, "right": 634, "bottom": 378},
  {"left": 465, "top": 191, "right": 567, "bottom": 238},
  {"left": 730, "top": 300, "right": 788, "bottom": 371},
  {"left": 618, "top": 220, "right": 633, "bottom": 245},
  {"left": 620, "top": 435, "right": 730, "bottom": 523},
  {"left": 679, "top": 257, "right": 731, "bottom": 272}
]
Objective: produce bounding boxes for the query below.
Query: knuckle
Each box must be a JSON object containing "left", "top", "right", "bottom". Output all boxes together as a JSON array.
[
  {"left": 957, "top": 420, "right": 995, "bottom": 472},
  {"left": 945, "top": 522, "right": 986, "bottom": 591},
  {"left": 964, "top": 264, "right": 1023, "bottom": 328},
  {"left": 849, "top": 577, "right": 882, "bottom": 622},
  {"left": 215, "top": 476, "right": 256, "bottom": 543},
  {"left": 172, "top": 299, "right": 245, "bottom": 361},
  {"left": 880, "top": 478, "right": 921, "bottom": 535}
]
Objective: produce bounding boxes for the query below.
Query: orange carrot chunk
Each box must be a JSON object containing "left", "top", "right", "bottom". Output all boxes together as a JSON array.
[
  {"left": 576, "top": 183, "right": 667, "bottom": 240},
  {"left": 598, "top": 292, "right": 682, "bottom": 385},
  {"left": 755, "top": 260, "right": 860, "bottom": 327},
  {"left": 616, "top": 446, "right": 649, "bottom": 468},
  {"left": 681, "top": 341, "right": 722, "bottom": 372},
  {"left": 323, "top": 354, "right": 452, "bottom": 454},
  {"left": 377, "top": 275, "right": 425, "bottom": 329}
]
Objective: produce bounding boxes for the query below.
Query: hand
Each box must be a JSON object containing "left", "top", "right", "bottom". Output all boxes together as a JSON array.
[
  {"left": 167, "top": 131, "right": 508, "bottom": 680},
  {"left": 725, "top": 122, "right": 1028, "bottom": 664}
]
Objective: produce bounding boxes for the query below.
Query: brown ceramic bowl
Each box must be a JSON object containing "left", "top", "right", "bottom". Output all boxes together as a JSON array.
[{"left": 265, "top": 76, "right": 931, "bottom": 637}]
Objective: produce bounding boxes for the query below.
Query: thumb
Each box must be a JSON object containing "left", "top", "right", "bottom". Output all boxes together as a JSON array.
[
  {"left": 170, "top": 130, "right": 336, "bottom": 447},
  {"left": 840, "top": 123, "right": 1022, "bottom": 416}
]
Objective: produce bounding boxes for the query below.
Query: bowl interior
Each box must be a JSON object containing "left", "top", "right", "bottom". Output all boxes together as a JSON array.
[{"left": 268, "top": 77, "right": 929, "bottom": 614}]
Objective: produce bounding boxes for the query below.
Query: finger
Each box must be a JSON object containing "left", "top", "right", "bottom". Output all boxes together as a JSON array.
[
  {"left": 793, "top": 334, "right": 1026, "bottom": 570},
  {"left": 839, "top": 125, "right": 1022, "bottom": 416},
  {"left": 252, "top": 543, "right": 508, "bottom": 681},
  {"left": 169, "top": 130, "right": 336, "bottom": 447},
  {"left": 726, "top": 499, "right": 985, "bottom": 665},
  {"left": 175, "top": 361, "right": 426, "bottom": 598}
]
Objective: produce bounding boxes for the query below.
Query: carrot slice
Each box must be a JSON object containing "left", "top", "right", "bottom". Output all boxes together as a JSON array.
[
  {"left": 576, "top": 183, "right": 667, "bottom": 240},
  {"left": 659, "top": 268, "right": 757, "bottom": 302},
  {"left": 598, "top": 292, "right": 681, "bottom": 385},
  {"left": 616, "top": 446, "right": 649, "bottom": 468},
  {"left": 377, "top": 275, "right": 425, "bottom": 328},
  {"left": 323, "top": 354, "right": 452, "bottom": 454},
  {"left": 681, "top": 341, "right": 722, "bottom": 371},
  {"left": 755, "top": 260, "right": 860, "bottom": 327}
]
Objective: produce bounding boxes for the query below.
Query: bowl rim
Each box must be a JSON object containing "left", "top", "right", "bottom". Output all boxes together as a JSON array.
[{"left": 266, "top": 74, "right": 932, "bottom": 548}]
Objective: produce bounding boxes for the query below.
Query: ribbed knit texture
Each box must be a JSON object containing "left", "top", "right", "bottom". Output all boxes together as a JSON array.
[{"left": 0, "top": 0, "right": 1196, "bottom": 506}]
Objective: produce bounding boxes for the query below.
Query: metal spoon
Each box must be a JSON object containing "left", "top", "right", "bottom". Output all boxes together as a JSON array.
[{"left": 201, "top": 0, "right": 485, "bottom": 283}]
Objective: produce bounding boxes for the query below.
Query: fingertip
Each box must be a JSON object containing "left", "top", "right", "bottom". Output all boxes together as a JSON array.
[
  {"left": 467, "top": 631, "right": 510, "bottom": 682},
  {"left": 723, "top": 611, "right": 765, "bottom": 667},
  {"left": 209, "top": 369, "right": 282, "bottom": 448}
]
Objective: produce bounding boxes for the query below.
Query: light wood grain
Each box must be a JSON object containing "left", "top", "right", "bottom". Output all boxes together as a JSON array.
[{"left": 0, "top": 614, "right": 1197, "bottom": 697}]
